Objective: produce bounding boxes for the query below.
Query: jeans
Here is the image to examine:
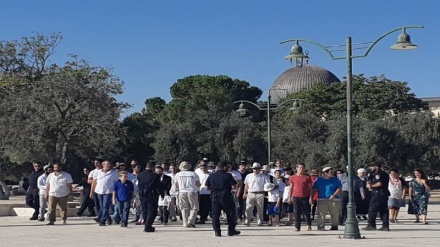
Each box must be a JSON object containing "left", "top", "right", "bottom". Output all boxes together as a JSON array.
[
  {"left": 159, "top": 206, "right": 169, "bottom": 223},
  {"left": 93, "top": 192, "right": 101, "bottom": 217},
  {"left": 97, "top": 193, "right": 112, "bottom": 223},
  {"left": 39, "top": 194, "right": 47, "bottom": 219},
  {"left": 293, "top": 197, "right": 312, "bottom": 229},
  {"left": 339, "top": 191, "right": 349, "bottom": 224},
  {"left": 114, "top": 201, "right": 131, "bottom": 224}
]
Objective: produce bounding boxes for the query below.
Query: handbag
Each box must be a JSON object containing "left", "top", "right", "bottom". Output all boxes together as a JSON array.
[{"left": 407, "top": 200, "right": 416, "bottom": 214}]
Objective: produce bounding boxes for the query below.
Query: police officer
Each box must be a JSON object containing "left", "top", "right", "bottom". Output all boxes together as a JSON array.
[
  {"left": 137, "top": 161, "right": 164, "bottom": 232},
  {"left": 363, "top": 162, "right": 390, "bottom": 231},
  {"left": 205, "top": 161, "right": 240, "bottom": 237}
]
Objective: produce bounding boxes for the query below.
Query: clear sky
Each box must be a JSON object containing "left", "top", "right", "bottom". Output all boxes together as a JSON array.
[{"left": 2, "top": 0, "right": 439, "bottom": 117}]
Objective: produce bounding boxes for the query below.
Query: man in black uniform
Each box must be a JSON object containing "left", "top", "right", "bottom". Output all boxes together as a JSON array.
[
  {"left": 137, "top": 161, "right": 164, "bottom": 232},
  {"left": 26, "top": 162, "right": 44, "bottom": 220},
  {"left": 205, "top": 161, "right": 240, "bottom": 237},
  {"left": 363, "top": 162, "right": 390, "bottom": 231}
]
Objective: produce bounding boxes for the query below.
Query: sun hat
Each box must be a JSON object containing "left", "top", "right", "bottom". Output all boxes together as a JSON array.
[
  {"left": 322, "top": 166, "right": 333, "bottom": 172},
  {"left": 251, "top": 162, "right": 261, "bottom": 169},
  {"left": 264, "top": 183, "right": 275, "bottom": 192}
]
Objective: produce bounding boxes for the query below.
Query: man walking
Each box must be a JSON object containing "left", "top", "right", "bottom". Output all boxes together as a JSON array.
[
  {"left": 363, "top": 162, "right": 391, "bottom": 231},
  {"left": 75, "top": 167, "right": 95, "bottom": 217},
  {"left": 243, "top": 162, "right": 270, "bottom": 226},
  {"left": 137, "top": 162, "right": 164, "bottom": 232},
  {"left": 205, "top": 161, "right": 240, "bottom": 237},
  {"left": 37, "top": 165, "right": 53, "bottom": 221},
  {"left": 45, "top": 163, "right": 73, "bottom": 225},
  {"left": 288, "top": 163, "right": 313, "bottom": 231},
  {"left": 90, "top": 161, "right": 119, "bottom": 226},
  {"left": 26, "top": 162, "right": 44, "bottom": 220},
  {"left": 174, "top": 161, "right": 201, "bottom": 228}
]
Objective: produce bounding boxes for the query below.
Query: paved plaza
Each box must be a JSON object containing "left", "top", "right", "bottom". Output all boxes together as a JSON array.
[{"left": 0, "top": 204, "right": 439, "bottom": 247}]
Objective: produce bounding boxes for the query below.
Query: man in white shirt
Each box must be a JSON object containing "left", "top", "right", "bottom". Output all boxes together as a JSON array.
[
  {"left": 165, "top": 163, "right": 179, "bottom": 221},
  {"left": 45, "top": 163, "right": 73, "bottom": 225},
  {"left": 243, "top": 162, "right": 270, "bottom": 226},
  {"left": 90, "top": 160, "right": 119, "bottom": 226},
  {"left": 88, "top": 158, "right": 103, "bottom": 220},
  {"left": 174, "top": 161, "right": 201, "bottom": 228},
  {"left": 197, "top": 163, "right": 210, "bottom": 224},
  {"left": 37, "top": 165, "right": 53, "bottom": 221}
]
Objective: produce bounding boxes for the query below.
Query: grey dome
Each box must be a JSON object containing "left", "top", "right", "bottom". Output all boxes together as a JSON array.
[{"left": 270, "top": 64, "right": 340, "bottom": 103}]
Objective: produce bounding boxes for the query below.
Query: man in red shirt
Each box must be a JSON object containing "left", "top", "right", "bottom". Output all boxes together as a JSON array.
[{"left": 288, "top": 163, "right": 313, "bottom": 231}]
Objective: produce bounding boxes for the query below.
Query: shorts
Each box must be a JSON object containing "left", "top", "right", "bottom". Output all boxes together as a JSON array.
[
  {"left": 283, "top": 202, "right": 293, "bottom": 213},
  {"left": 266, "top": 202, "right": 280, "bottom": 215},
  {"left": 388, "top": 198, "right": 405, "bottom": 209}
]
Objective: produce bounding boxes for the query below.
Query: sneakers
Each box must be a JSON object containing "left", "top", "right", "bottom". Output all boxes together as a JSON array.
[
  {"left": 99, "top": 222, "right": 106, "bottom": 226},
  {"left": 362, "top": 226, "right": 377, "bottom": 231},
  {"left": 185, "top": 223, "right": 196, "bottom": 228},
  {"left": 227, "top": 230, "right": 241, "bottom": 236},
  {"left": 120, "top": 223, "right": 128, "bottom": 227},
  {"left": 243, "top": 221, "right": 250, "bottom": 226},
  {"left": 171, "top": 217, "right": 177, "bottom": 222},
  {"left": 378, "top": 227, "right": 390, "bottom": 231}
]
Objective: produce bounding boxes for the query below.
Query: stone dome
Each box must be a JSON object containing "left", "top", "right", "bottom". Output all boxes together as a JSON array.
[{"left": 270, "top": 64, "right": 340, "bottom": 103}]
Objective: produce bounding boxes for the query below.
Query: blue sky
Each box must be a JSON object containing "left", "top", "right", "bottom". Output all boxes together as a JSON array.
[{"left": 2, "top": 1, "right": 439, "bottom": 117}]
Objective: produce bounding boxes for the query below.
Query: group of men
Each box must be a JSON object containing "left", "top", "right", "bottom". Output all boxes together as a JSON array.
[{"left": 25, "top": 157, "right": 393, "bottom": 235}]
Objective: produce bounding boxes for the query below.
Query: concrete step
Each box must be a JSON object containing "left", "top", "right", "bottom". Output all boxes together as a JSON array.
[{"left": 11, "top": 207, "right": 77, "bottom": 217}]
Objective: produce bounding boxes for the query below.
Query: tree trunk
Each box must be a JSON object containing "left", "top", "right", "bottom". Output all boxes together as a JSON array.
[{"left": 0, "top": 180, "right": 11, "bottom": 200}]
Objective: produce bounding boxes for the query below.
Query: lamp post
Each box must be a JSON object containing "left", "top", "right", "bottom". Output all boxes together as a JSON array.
[
  {"left": 280, "top": 25, "right": 423, "bottom": 239},
  {"left": 234, "top": 96, "right": 303, "bottom": 165}
]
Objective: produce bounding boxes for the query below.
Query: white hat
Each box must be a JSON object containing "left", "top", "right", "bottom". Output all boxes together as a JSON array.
[
  {"left": 251, "top": 162, "right": 261, "bottom": 169},
  {"left": 43, "top": 165, "right": 52, "bottom": 170},
  {"left": 284, "top": 175, "right": 291, "bottom": 179},
  {"left": 357, "top": 168, "right": 366, "bottom": 173},
  {"left": 322, "top": 166, "right": 332, "bottom": 172},
  {"left": 264, "top": 183, "right": 275, "bottom": 192},
  {"left": 262, "top": 165, "right": 270, "bottom": 171}
]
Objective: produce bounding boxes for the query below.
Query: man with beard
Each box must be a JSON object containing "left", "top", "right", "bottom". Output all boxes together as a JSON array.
[
  {"left": 37, "top": 165, "right": 53, "bottom": 221},
  {"left": 45, "top": 163, "right": 73, "bottom": 225}
]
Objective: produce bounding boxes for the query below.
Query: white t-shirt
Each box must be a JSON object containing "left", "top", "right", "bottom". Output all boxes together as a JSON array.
[
  {"left": 46, "top": 172, "right": 73, "bottom": 197},
  {"left": 37, "top": 174, "right": 48, "bottom": 195},
  {"left": 174, "top": 171, "right": 200, "bottom": 193},
  {"left": 94, "top": 170, "right": 118, "bottom": 195},
  {"left": 244, "top": 173, "right": 269, "bottom": 192},
  {"left": 166, "top": 173, "right": 178, "bottom": 196},
  {"left": 268, "top": 189, "right": 280, "bottom": 203},
  {"left": 231, "top": 170, "right": 242, "bottom": 181},
  {"left": 158, "top": 195, "right": 172, "bottom": 207},
  {"left": 198, "top": 173, "right": 210, "bottom": 195},
  {"left": 282, "top": 186, "right": 290, "bottom": 203}
]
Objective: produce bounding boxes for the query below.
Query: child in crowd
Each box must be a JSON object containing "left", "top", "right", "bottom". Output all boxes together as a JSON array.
[
  {"left": 282, "top": 175, "right": 294, "bottom": 226},
  {"left": 265, "top": 183, "right": 281, "bottom": 226},
  {"left": 158, "top": 194, "right": 172, "bottom": 225},
  {"left": 112, "top": 171, "right": 134, "bottom": 227}
]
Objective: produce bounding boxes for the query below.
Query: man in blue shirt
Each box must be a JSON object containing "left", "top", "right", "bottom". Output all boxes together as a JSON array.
[
  {"left": 312, "top": 166, "right": 342, "bottom": 231},
  {"left": 113, "top": 171, "right": 135, "bottom": 227}
]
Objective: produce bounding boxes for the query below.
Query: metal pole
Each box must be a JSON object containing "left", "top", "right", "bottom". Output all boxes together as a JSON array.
[
  {"left": 267, "top": 94, "right": 271, "bottom": 165},
  {"left": 344, "top": 36, "right": 361, "bottom": 239}
]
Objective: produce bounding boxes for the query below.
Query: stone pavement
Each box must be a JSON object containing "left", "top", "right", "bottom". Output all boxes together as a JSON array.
[{"left": 0, "top": 205, "right": 439, "bottom": 247}]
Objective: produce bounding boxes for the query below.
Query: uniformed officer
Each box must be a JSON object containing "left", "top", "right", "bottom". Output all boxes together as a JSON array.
[
  {"left": 363, "top": 162, "right": 390, "bottom": 231},
  {"left": 205, "top": 161, "right": 240, "bottom": 237},
  {"left": 137, "top": 161, "right": 164, "bottom": 232}
]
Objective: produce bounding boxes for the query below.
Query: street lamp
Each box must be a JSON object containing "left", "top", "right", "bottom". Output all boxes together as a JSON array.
[
  {"left": 280, "top": 25, "right": 423, "bottom": 239},
  {"left": 234, "top": 95, "right": 304, "bottom": 165}
]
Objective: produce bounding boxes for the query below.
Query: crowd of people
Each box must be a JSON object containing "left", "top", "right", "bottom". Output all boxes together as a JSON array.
[{"left": 24, "top": 158, "right": 432, "bottom": 234}]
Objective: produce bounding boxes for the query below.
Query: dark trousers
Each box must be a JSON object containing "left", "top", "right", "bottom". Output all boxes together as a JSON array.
[
  {"left": 25, "top": 188, "right": 39, "bottom": 218},
  {"left": 77, "top": 191, "right": 95, "bottom": 216},
  {"left": 293, "top": 197, "right": 312, "bottom": 229},
  {"left": 93, "top": 192, "right": 101, "bottom": 217},
  {"left": 159, "top": 206, "right": 169, "bottom": 223},
  {"left": 263, "top": 197, "right": 269, "bottom": 221},
  {"left": 236, "top": 195, "right": 245, "bottom": 220},
  {"left": 211, "top": 196, "right": 236, "bottom": 233},
  {"left": 141, "top": 196, "right": 158, "bottom": 229},
  {"left": 198, "top": 194, "right": 211, "bottom": 221},
  {"left": 311, "top": 201, "right": 317, "bottom": 219},
  {"left": 368, "top": 192, "right": 389, "bottom": 228},
  {"left": 339, "top": 191, "right": 349, "bottom": 224}
]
